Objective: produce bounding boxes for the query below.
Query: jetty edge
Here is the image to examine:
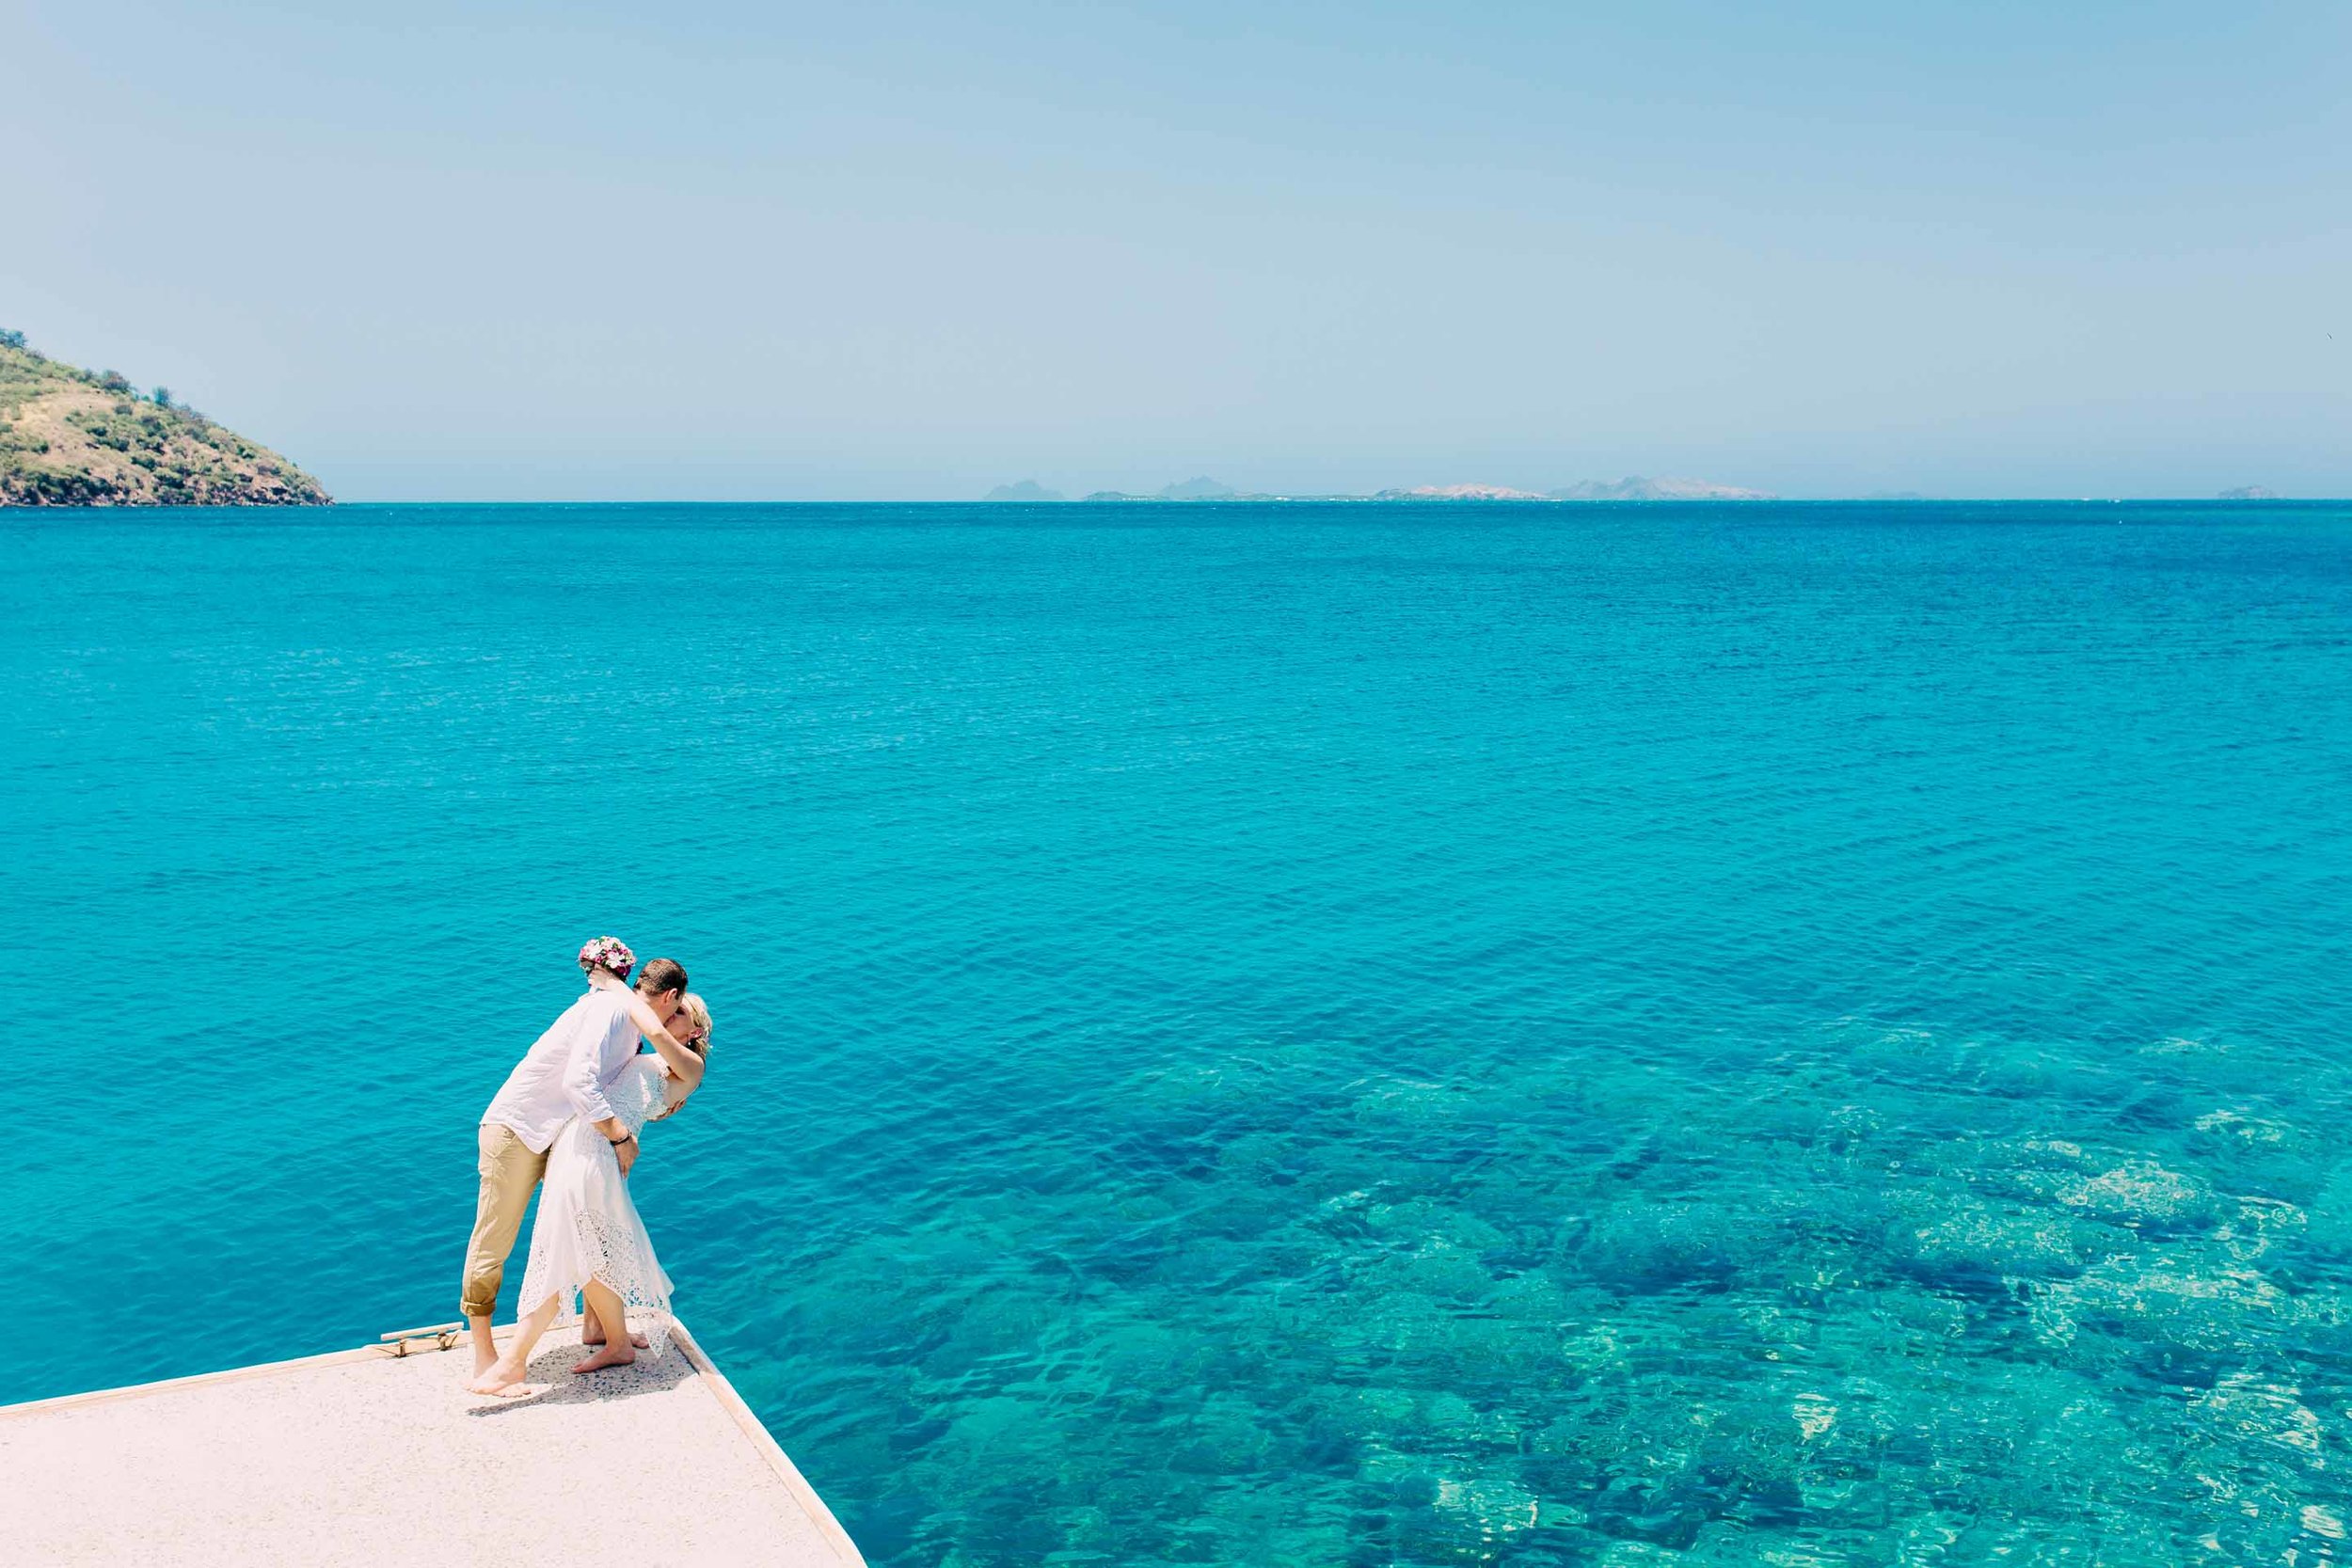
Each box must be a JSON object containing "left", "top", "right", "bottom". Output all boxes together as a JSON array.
[{"left": 0, "top": 1315, "right": 866, "bottom": 1567}]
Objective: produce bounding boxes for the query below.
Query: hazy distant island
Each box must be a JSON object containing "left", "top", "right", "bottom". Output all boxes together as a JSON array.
[
  {"left": 1154, "top": 475, "right": 1238, "bottom": 499},
  {"left": 1374, "top": 483, "right": 1550, "bottom": 501},
  {"left": 1077, "top": 477, "right": 1367, "bottom": 502},
  {"left": 2216, "top": 485, "right": 2281, "bottom": 500},
  {"left": 1085, "top": 476, "right": 1246, "bottom": 501},
  {"left": 0, "top": 332, "right": 328, "bottom": 506},
  {"left": 988, "top": 474, "right": 1777, "bottom": 503},
  {"left": 1545, "top": 476, "right": 1775, "bottom": 501}
]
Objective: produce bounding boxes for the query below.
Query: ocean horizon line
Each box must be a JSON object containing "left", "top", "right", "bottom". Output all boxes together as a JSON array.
[{"left": 14, "top": 495, "right": 2344, "bottom": 510}]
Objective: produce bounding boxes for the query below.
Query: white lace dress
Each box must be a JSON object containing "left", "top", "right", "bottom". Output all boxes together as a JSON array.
[{"left": 516, "top": 1053, "right": 686, "bottom": 1356}]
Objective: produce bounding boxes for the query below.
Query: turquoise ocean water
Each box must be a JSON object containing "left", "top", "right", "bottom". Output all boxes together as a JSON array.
[{"left": 7, "top": 501, "right": 2351, "bottom": 1564}]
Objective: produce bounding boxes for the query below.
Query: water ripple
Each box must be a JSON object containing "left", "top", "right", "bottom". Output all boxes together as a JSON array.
[{"left": 5, "top": 501, "right": 2351, "bottom": 1565}]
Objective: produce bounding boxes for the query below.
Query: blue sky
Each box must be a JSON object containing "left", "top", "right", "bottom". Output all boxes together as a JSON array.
[{"left": 6, "top": 1, "right": 2346, "bottom": 499}]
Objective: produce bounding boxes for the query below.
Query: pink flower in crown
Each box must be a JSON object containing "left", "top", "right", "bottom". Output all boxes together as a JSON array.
[{"left": 579, "top": 935, "right": 634, "bottom": 977}]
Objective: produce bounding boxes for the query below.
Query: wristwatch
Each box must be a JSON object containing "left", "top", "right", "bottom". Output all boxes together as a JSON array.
[{"left": 608, "top": 1132, "right": 634, "bottom": 1146}]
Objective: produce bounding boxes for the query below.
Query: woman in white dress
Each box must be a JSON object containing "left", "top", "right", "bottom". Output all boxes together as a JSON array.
[{"left": 468, "top": 975, "right": 711, "bottom": 1398}]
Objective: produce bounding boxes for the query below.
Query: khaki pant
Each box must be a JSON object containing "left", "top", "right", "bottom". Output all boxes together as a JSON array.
[{"left": 459, "top": 1123, "right": 548, "bottom": 1320}]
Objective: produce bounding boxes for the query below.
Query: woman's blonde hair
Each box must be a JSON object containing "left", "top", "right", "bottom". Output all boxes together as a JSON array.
[{"left": 677, "top": 994, "right": 713, "bottom": 1058}]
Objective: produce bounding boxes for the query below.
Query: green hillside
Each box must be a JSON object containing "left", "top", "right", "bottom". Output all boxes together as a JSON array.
[{"left": 0, "top": 331, "right": 328, "bottom": 506}]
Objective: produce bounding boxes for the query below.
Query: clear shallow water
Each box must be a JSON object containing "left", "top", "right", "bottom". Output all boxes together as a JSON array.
[{"left": 7, "top": 500, "right": 2351, "bottom": 1565}]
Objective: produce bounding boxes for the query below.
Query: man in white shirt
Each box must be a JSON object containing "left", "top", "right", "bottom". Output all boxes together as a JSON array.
[{"left": 461, "top": 949, "right": 688, "bottom": 1377}]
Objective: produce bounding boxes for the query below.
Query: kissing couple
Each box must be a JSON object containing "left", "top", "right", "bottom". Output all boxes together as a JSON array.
[{"left": 460, "top": 936, "right": 713, "bottom": 1398}]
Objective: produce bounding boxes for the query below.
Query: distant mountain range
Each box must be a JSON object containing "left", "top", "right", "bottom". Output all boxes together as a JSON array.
[
  {"left": 1373, "top": 483, "right": 1549, "bottom": 501},
  {"left": 1082, "top": 476, "right": 1247, "bottom": 502},
  {"left": 982, "top": 479, "right": 1066, "bottom": 501},
  {"left": 2217, "top": 485, "right": 2281, "bottom": 500},
  {"left": 1371, "top": 479, "right": 1775, "bottom": 501},
  {"left": 1547, "top": 476, "right": 1775, "bottom": 501},
  {"left": 1079, "top": 476, "right": 1362, "bottom": 502},
  {"left": 1159, "top": 475, "right": 1235, "bottom": 499}
]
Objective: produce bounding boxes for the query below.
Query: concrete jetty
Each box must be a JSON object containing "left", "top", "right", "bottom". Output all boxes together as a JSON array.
[{"left": 0, "top": 1319, "right": 866, "bottom": 1567}]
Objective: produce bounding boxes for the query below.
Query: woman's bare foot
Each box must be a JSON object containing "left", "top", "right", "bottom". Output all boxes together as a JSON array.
[
  {"left": 467, "top": 1356, "right": 543, "bottom": 1398},
  {"left": 582, "top": 1326, "right": 651, "bottom": 1349},
  {"left": 570, "top": 1342, "right": 637, "bottom": 1375}
]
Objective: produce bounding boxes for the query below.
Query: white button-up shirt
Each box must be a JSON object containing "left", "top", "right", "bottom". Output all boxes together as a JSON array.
[{"left": 482, "top": 989, "right": 642, "bottom": 1152}]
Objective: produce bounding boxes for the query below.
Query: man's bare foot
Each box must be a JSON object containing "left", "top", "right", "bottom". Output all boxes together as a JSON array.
[{"left": 571, "top": 1343, "right": 637, "bottom": 1375}]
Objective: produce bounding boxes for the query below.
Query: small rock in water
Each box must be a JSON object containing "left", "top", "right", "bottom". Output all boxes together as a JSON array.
[
  {"left": 2191, "top": 1107, "right": 2290, "bottom": 1146},
  {"left": 1900, "top": 1199, "right": 2090, "bottom": 1286},
  {"left": 2031, "top": 1249, "right": 2293, "bottom": 1354},
  {"left": 2057, "top": 1158, "right": 2216, "bottom": 1230}
]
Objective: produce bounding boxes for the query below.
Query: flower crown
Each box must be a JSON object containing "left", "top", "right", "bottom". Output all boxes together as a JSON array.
[{"left": 578, "top": 935, "right": 635, "bottom": 978}]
